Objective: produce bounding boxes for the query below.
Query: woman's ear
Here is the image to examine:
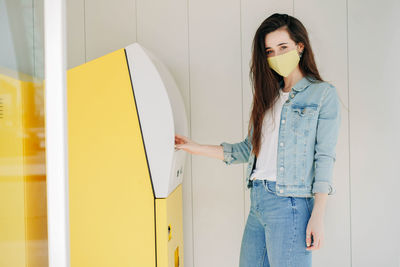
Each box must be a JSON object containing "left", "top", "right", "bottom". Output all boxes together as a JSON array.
[{"left": 297, "top": 42, "right": 305, "bottom": 54}]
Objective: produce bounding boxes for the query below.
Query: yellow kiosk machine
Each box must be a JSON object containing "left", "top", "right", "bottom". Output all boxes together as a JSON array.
[{"left": 67, "top": 42, "right": 188, "bottom": 267}]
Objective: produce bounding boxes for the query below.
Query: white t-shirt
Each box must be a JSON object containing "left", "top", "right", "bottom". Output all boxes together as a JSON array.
[{"left": 250, "top": 88, "right": 290, "bottom": 181}]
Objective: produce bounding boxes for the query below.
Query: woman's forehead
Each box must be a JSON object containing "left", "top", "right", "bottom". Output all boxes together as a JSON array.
[{"left": 264, "top": 29, "right": 292, "bottom": 48}]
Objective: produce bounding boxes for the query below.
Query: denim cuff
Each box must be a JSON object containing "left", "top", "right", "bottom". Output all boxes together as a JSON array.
[
  {"left": 220, "top": 142, "right": 234, "bottom": 165},
  {"left": 312, "top": 181, "right": 336, "bottom": 195}
]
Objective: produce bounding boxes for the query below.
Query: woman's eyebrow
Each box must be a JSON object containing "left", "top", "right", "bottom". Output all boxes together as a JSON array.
[{"left": 265, "top": 42, "right": 288, "bottom": 49}]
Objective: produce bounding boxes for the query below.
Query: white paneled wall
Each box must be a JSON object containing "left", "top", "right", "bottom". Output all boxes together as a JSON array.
[
  {"left": 348, "top": 1, "right": 400, "bottom": 266},
  {"left": 66, "top": 0, "right": 400, "bottom": 266},
  {"left": 189, "top": 0, "right": 244, "bottom": 265}
]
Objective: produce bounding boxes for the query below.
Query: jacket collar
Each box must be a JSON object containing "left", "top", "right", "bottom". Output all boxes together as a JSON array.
[{"left": 279, "top": 75, "right": 315, "bottom": 92}]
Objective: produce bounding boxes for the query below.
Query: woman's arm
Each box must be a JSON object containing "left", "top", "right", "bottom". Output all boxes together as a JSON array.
[
  {"left": 175, "top": 134, "right": 224, "bottom": 160},
  {"left": 306, "top": 192, "right": 327, "bottom": 251},
  {"left": 312, "top": 84, "right": 341, "bottom": 195},
  {"left": 175, "top": 134, "right": 252, "bottom": 165},
  {"left": 307, "top": 84, "right": 342, "bottom": 251},
  {"left": 312, "top": 193, "right": 327, "bottom": 218},
  {"left": 219, "top": 136, "right": 252, "bottom": 165}
]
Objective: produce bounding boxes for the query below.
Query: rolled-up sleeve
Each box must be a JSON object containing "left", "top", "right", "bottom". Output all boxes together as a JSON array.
[
  {"left": 220, "top": 135, "right": 252, "bottom": 165},
  {"left": 312, "top": 84, "right": 341, "bottom": 195}
]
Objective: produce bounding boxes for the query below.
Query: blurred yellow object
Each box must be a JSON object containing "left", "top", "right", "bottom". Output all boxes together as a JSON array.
[{"left": 0, "top": 68, "right": 48, "bottom": 267}]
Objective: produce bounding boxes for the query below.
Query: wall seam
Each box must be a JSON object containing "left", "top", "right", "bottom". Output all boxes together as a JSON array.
[
  {"left": 346, "top": 0, "right": 352, "bottom": 266},
  {"left": 239, "top": 0, "right": 246, "bottom": 224},
  {"left": 83, "top": 0, "right": 87, "bottom": 62},
  {"left": 135, "top": 0, "right": 137, "bottom": 41},
  {"left": 293, "top": 0, "right": 295, "bottom": 16},
  {"left": 186, "top": 0, "right": 195, "bottom": 266}
]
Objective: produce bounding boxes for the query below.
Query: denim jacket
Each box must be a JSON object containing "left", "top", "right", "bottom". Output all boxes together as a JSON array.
[{"left": 220, "top": 76, "right": 341, "bottom": 197}]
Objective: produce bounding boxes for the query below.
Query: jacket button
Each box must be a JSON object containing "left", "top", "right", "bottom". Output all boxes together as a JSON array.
[
  {"left": 290, "top": 93, "right": 295, "bottom": 98},
  {"left": 280, "top": 142, "right": 284, "bottom": 146},
  {"left": 281, "top": 119, "right": 285, "bottom": 124},
  {"left": 280, "top": 167, "right": 284, "bottom": 171}
]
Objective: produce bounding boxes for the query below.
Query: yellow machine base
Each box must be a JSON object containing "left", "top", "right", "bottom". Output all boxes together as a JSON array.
[{"left": 156, "top": 184, "right": 184, "bottom": 267}]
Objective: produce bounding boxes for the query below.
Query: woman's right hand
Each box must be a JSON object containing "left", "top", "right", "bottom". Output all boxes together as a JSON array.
[{"left": 175, "top": 134, "right": 200, "bottom": 155}]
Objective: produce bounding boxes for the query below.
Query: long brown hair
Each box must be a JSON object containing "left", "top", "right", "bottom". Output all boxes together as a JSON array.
[{"left": 248, "top": 13, "right": 324, "bottom": 157}]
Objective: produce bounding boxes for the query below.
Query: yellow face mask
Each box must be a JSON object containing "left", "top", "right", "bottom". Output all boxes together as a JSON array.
[{"left": 267, "top": 48, "right": 300, "bottom": 77}]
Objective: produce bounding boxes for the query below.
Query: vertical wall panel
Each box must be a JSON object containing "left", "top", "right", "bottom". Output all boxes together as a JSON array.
[
  {"left": 85, "top": 0, "right": 136, "bottom": 61},
  {"left": 135, "top": 0, "right": 193, "bottom": 265},
  {"left": 67, "top": 0, "right": 85, "bottom": 68},
  {"left": 348, "top": 0, "right": 400, "bottom": 266},
  {"left": 296, "top": 1, "right": 351, "bottom": 266},
  {"left": 189, "top": 0, "right": 243, "bottom": 266}
]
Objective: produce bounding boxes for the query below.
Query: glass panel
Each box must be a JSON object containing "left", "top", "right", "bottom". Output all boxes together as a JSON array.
[{"left": 0, "top": 0, "right": 48, "bottom": 266}]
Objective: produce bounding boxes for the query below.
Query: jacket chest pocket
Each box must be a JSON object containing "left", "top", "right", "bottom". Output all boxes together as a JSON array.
[{"left": 290, "top": 104, "right": 319, "bottom": 136}]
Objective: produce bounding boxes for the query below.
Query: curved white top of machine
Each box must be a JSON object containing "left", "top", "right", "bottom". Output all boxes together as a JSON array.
[{"left": 125, "top": 42, "right": 188, "bottom": 198}]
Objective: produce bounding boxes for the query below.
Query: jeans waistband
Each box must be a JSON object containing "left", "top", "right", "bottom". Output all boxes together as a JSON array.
[{"left": 251, "top": 179, "right": 276, "bottom": 187}]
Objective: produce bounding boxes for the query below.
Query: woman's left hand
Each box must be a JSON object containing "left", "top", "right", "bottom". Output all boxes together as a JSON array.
[{"left": 305, "top": 213, "right": 324, "bottom": 251}]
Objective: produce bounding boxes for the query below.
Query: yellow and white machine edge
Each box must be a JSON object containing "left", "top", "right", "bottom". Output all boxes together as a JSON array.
[
  {"left": 125, "top": 43, "right": 188, "bottom": 198},
  {"left": 67, "top": 42, "right": 187, "bottom": 267}
]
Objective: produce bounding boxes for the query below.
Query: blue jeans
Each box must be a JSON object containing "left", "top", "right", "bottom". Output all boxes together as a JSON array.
[{"left": 239, "top": 179, "right": 315, "bottom": 267}]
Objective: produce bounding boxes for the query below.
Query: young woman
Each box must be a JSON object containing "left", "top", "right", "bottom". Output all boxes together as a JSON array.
[{"left": 175, "top": 13, "right": 341, "bottom": 267}]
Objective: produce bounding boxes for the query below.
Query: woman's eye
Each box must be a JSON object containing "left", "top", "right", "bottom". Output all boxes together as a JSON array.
[{"left": 281, "top": 46, "right": 287, "bottom": 49}]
